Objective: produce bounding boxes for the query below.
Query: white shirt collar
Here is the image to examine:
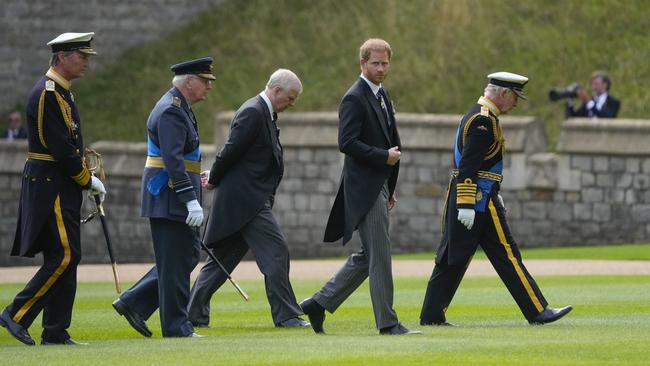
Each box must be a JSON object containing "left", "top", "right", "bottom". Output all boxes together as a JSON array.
[
  {"left": 259, "top": 91, "right": 274, "bottom": 120},
  {"left": 360, "top": 74, "right": 381, "bottom": 96},
  {"left": 595, "top": 92, "right": 608, "bottom": 110}
]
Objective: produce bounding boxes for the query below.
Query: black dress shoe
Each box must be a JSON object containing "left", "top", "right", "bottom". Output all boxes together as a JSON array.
[
  {"left": 276, "top": 317, "right": 310, "bottom": 328},
  {"left": 379, "top": 323, "right": 422, "bottom": 335},
  {"left": 299, "top": 298, "right": 325, "bottom": 334},
  {"left": 112, "top": 299, "right": 153, "bottom": 337},
  {"left": 0, "top": 310, "right": 35, "bottom": 346},
  {"left": 530, "top": 305, "right": 573, "bottom": 325},
  {"left": 420, "top": 320, "right": 456, "bottom": 327},
  {"left": 42, "top": 338, "right": 88, "bottom": 346}
]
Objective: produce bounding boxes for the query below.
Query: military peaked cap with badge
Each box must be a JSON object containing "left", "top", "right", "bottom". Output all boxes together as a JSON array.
[
  {"left": 487, "top": 71, "right": 528, "bottom": 99},
  {"left": 47, "top": 32, "right": 97, "bottom": 55},
  {"left": 171, "top": 57, "right": 216, "bottom": 80}
]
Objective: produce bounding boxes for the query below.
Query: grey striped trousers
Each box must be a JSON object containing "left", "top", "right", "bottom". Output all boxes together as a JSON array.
[{"left": 313, "top": 183, "right": 399, "bottom": 329}]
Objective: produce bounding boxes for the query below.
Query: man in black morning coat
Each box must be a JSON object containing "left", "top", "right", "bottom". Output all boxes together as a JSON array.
[
  {"left": 300, "top": 38, "right": 419, "bottom": 335},
  {"left": 187, "top": 69, "right": 308, "bottom": 328}
]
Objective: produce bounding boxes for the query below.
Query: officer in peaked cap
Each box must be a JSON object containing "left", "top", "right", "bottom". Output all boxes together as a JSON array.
[
  {"left": 47, "top": 32, "right": 98, "bottom": 55},
  {"left": 420, "top": 71, "right": 573, "bottom": 326},
  {"left": 0, "top": 32, "right": 105, "bottom": 346},
  {"left": 487, "top": 71, "right": 528, "bottom": 99},
  {"left": 112, "top": 57, "right": 214, "bottom": 338}
]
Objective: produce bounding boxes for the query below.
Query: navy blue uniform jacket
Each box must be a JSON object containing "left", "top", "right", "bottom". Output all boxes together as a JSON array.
[
  {"left": 13, "top": 69, "right": 92, "bottom": 257},
  {"left": 141, "top": 88, "right": 201, "bottom": 221}
]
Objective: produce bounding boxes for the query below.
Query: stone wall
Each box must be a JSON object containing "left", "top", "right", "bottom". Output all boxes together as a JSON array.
[
  {"left": 1, "top": 115, "right": 649, "bottom": 266},
  {"left": 0, "top": 0, "right": 222, "bottom": 113}
]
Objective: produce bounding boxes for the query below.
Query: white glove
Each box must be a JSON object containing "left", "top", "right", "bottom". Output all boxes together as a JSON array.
[
  {"left": 457, "top": 208, "right": 475, "bottom": 230},
  {"left": 89, "top": 176, "right": 106, "bottom": 202},
  {"left": 497, "top": 194, "right": 505, "bottom": 208},
  {"left": 185, "top": 199, "right": 204, "bottom": 227}
]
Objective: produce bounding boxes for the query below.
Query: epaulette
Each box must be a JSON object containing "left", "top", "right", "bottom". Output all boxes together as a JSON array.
[
  {"left": 45, "top": 80, "right": 56, "bottom": 92},
  {"left": 480, "top": 106, "right": 490, "bottom": 117},
  {"left": 172, "top": 96, "right": 182, "bottom": 107}
]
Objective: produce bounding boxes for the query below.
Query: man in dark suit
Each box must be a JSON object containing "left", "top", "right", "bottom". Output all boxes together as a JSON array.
[
  {"left": 111, "top": 57, "right": 214, "bottom": 338},
  {"left": 566, "top": 70, "right": 620, "bottom": 118},
  {"left": 300, "top": 39, "right": 418, "bottom": 335},
  {"left": 3, "top": 111, "right": 28, "bottom": 140},
  {"left": 0, "top": 32, "right": 105, "bottom": 346},
  {"left": 187, "top": 69, "right": 308, "bottom": 328},
  {"left": 420, "top": 72, "right": 572, "bottom": 326}
]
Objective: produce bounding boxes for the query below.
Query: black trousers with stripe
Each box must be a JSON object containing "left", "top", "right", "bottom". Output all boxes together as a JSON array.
[
  {"left": 3, "top": 194, "right": 81, "bottom": 342},
  {"left": 420, "top": 199, "right": 548, "bottom": 323}
]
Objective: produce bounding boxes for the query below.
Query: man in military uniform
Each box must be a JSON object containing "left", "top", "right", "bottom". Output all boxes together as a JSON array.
[
  {"left": 420, "top": 72, "right": 573, "bottom": 326},
  {"left": 111, "top": 58, "right": 214, "bottom": 338},
  {"left": 0, "top": 32, "right": 106, "bottom": 346}
]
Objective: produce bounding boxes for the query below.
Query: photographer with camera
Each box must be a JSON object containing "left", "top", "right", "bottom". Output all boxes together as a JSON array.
[{"left": 549, "top": 70, "right": 620, "bottom": 119}]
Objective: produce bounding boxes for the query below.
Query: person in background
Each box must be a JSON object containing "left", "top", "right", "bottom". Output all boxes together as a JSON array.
[
  {"left": 3, "top": 111, "right": 28, "bottom": 140},
  {"left": 566, "top": 70, "right": 620, "bottom": 118}
]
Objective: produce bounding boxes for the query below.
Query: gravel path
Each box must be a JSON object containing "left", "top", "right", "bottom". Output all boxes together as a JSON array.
[{"left": 1, "top": 259, "right": 649, "bottom": 284}]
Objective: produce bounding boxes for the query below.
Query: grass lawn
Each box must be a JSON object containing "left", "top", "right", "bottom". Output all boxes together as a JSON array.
[
  {"left": 1, "top": 275, "right": 649, "bottom": 365},
  {"left": 395, "top": 243, "right": 650, "bottom": 261}
]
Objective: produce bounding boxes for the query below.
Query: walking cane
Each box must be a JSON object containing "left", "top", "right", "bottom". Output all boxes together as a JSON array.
[
  {"left": 83, "top": 148, "right": 122, "bottom": 294},
  {"left": 199, "top": 215, "right": 249, "bottom": 301}
]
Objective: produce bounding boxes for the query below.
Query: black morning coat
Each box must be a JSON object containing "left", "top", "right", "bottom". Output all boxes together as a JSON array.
[
  {"left": 324, "top": 78, "right": 401, "bottom": 245},
  {"left": 203, "top": 95, "right": 283, "bottom": 246}
]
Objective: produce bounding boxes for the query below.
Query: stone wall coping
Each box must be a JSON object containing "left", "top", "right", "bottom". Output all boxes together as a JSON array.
[
  {"left": 214, "top": 111, "right": 546, "bottom": 153},
  {"left": 557, "top": 118, "right": 650, "bottom": 155}
]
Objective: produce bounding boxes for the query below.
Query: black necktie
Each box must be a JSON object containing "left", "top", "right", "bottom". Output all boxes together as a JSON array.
[
  {"left": 271, "top": 112, "right": 281, "bottom": 149},
  {"left": 377, "top": 89, "right": 391, "bottom": 128}
]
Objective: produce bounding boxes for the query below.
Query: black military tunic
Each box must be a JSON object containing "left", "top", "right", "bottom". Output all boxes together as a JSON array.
[
  {"left": 420, "top": 96, "right": 549, "bottom": 324},
  {"left": 3, "top": 68, "right": 91, "bottom": 341}
]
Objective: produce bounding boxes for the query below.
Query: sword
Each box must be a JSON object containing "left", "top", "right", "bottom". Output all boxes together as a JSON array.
[
  {"left": 94, "top": 195, "right": 121, "bottom": 294},
  {"left": 82, "top": 148, "right": 121, "bottom": 294}
]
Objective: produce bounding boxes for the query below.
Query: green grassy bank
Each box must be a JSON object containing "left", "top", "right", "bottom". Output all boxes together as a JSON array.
[{"left": 66, "top": 0, "right": 650, "bottom": 148}]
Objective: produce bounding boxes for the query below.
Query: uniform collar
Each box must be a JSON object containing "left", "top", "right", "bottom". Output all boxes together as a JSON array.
[
  {"left": 171, "top": 87, "right": 191, "bottom": 109},
  {"left": 478, "top": 96, "right": 500, "bottom": 116},
  {"left": 46, "top": 68, "right": 71, "bottom": 90}
]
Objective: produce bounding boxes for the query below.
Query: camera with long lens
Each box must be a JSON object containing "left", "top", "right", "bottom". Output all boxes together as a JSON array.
[{"left": 548, "top": 83, "right": 581, "bottom": 101}]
